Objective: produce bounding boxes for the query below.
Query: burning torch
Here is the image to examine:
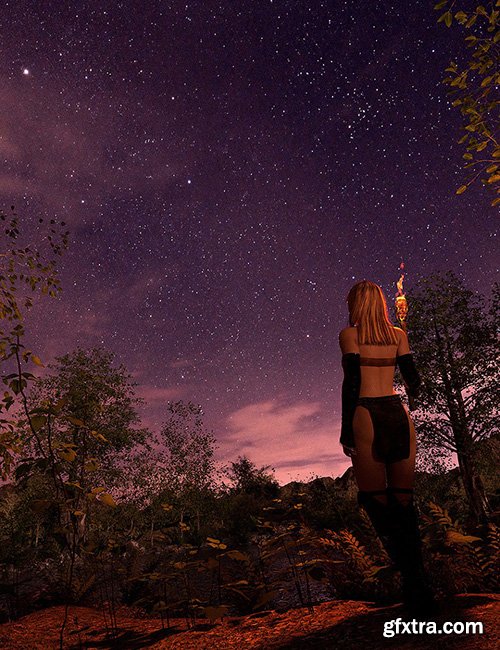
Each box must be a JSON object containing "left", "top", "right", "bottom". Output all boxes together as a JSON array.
[{"left": 395, "top": 262, "right": 415, "bottom": 410}]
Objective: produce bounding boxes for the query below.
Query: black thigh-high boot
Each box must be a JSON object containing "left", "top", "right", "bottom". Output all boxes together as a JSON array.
[
  {"left": 386, "top": 487, "right": 439, "bottom": 617},
  {"left": 357, "top": 489, "right": 399, "bottom": 568}
]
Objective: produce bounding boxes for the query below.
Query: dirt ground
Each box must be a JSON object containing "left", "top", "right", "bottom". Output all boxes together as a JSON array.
[{"left": 0, "top": 593, "right": 497, "bottom": 649}]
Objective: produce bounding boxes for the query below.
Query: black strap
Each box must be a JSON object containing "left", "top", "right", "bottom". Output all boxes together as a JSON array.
[
  {"left": 340, "top": 353, "right": 361, "bottom": 451},
  {"left": 396, "top": 354, "right": 422, "bottom": 398}
]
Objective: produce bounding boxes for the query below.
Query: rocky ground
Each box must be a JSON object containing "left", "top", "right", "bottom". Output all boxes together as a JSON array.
[{"left": 0, "top": 593, "right": 497, "bottom": 649}]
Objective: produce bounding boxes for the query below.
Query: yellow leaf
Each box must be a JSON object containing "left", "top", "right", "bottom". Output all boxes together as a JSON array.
[
  {"left": 99, "top": 492, "right": 117, "bottom": 507},
  {"left": 446, "top": 530, "right": 481, "bottom": 544},
  {"left": 84, "top": 459, "right": 100, "bottom": 472},
  {"left": 65, "top": 481, "right": 83, "bottom": 490},
  {"left": 58, "top": 448, "right": 76, "bottom": 462},
  {"left": 31, "top": 354, "right": 45, "bottom": 367},
  {"left": 67, "top": 416, "right": 85, "bottom": 427},
  {"left": 223, "top": 550, "right": 250, "bottom": 562},
  {"left": 456, "top": 185, "right": 468, "bottom": 194},
  {"left": 30, "top": 415, "right": 46, "bottom": 432},
  {"left": 203, "top": 605, "right": 229, "bottom": 623},
  {"left": 91, "top": 430, "right": 110, "bottom": 443}
]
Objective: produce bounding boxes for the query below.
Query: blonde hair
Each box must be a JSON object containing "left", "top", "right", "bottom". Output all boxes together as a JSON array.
[{"left": 347, "top": 280, "right": 398, "bottom": 345}]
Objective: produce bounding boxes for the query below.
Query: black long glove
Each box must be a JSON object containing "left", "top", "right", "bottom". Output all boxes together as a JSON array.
[
  {"left": 340, "top": 352, "right": 361, "bottom": 452},
  {"left": 396, "top": 353, "right": 422, "bottom": 399}
]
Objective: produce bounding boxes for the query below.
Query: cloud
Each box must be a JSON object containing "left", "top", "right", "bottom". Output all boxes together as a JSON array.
[
  {"left": 0, "top": 76, "right": 187, "bottom": 225},
  {"left": 134, "top": 384, "right": 185, "bottom": 407},
  {"left": 221, "top": 398, "right": 348, "bottom": 482}
]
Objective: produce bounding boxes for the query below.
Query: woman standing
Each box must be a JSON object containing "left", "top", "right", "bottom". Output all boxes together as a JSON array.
[{"left": 339, "top": 279, "right": 438, "bottom": 616}]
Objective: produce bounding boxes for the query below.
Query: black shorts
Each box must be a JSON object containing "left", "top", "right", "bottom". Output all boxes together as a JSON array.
[{"left": 355, "top": 394, "right": 410, "bottom": 463}]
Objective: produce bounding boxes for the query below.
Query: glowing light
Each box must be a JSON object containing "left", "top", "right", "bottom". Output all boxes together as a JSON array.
[{"left": 395, "top": 261, "right": 407, "bottom": 323}]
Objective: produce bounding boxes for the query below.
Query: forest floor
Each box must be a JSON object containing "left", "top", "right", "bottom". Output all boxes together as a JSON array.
[{"left": 0, "top": 593, "right": 497, "bottom": 649}]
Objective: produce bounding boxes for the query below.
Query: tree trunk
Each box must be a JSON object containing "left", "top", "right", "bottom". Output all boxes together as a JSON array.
[
  {"left": 434, "top": 317, "right": 491, "bottom": 525},
  {"left": 456, "top": 443, "right": 491, "bottom": 525}
]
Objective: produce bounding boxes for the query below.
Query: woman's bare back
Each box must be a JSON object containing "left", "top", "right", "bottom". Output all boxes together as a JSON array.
[{"left": 339, "top": 325, "right": 409, "bottom": 397}]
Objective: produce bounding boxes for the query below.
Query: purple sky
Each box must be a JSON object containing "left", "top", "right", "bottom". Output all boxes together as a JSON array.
[{"left": 1, "top": 2, "right": 497, "bottom": 484}]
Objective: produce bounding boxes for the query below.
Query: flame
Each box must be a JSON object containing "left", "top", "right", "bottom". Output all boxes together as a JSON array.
[
  {"left": 395, "top": 261, "right": 407, "bottom": 322},
  {"left": 396, "top": 261, "right": 405, "bottom": 297}
]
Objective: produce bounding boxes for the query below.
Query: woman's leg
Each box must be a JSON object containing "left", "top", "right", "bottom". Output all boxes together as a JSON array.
[
  {"left": 351, "top": 405, "right": 387, "bottom": 499},
  {"left": 386, "top": 403, "right": 416, "bottom": 503},
  {"left": 350, "top": 404, "right": 398, "bottom": 573},
  {"left": 384, "top": 407, "right": 438, "bottom": 614}
]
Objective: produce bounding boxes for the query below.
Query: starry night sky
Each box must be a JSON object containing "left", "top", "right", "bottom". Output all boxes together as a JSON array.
[{"left": 1, "top": 1, "right": 497, "bottom": 484}]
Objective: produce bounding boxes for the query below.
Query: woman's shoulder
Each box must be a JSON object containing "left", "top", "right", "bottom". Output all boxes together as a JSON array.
[
  {"left": 339, "top": 326, "right": 357, "bottom": 340},
  {"left": 392, "top": 326, "right": 407, "bottom": 343},
  {"left": 339, "top": 326, "right": 359, "bottom": 353}
]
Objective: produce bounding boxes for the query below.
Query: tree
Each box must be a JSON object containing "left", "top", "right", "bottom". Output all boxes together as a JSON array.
[
  {"left": 20, "top": 345, "right": 149, "bottom": 490},
  {"left": 434, "top": 1, "right": 500, "bottom": 205},
  {"left": 224, "top": 454, "right": 279, "bottom": 498},
  {"left": 157, "top": 400, "right": 219, "bottom": 539},
  {"left": 405, "top": 271, "right": 498, "bottom": 524},
  {"left": 0, "top": 207, "right": 69, "bottom": 478}
]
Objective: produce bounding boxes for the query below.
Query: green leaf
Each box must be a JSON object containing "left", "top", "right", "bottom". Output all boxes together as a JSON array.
[{"left": 463, "top": 153, "right": 473, "bottom": 160}]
